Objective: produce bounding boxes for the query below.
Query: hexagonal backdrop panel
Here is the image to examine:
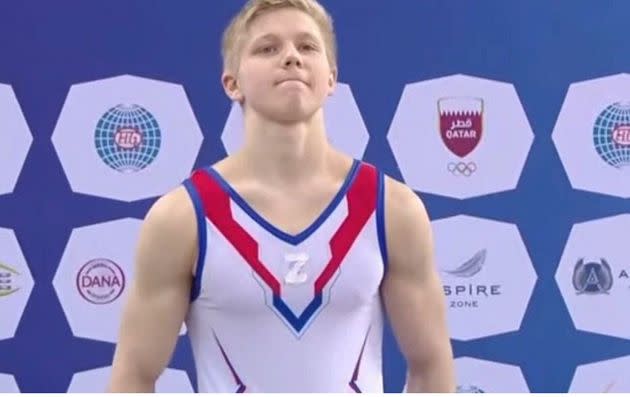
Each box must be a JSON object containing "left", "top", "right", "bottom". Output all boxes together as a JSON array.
[
  {"left": 387, "top": 74, "right": 533, "bottom": 198},
  {"left": 0, "top": 227, "right": 34, "bottom": 340},
  {"left": 51, "top": 75, "right": 203, "bottom": 202},
  {"left": 67, "top": 366, "right": 193, "bottom": 392},
  {"left": 432, "top": 215, "right": 537, "bottom": 341},
  {"left": 552, "top": 74, "right": 630, "bottom": 198},
  {"left": 570, "top": 355, "right": 630, "bottom": 392},
  {"left": 221, "top": 82, "right": 369, "bottom": 159},
  {"left": 554, "top": 214, "right": 630, "bottom": 339},
  {"left": 455, "top": 357, "right": 530, "bottom": 392},
  {"left": 0, "top": 84, "right": 32, "bottom": 195},
  {"left": 0, "top": 373, "right": 19, "bottom": 393},
  {"left": 52, "top": 218, "right": 186, "bottom": 343}
]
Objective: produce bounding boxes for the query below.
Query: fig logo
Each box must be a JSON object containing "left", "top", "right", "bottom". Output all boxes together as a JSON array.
[
  {"left": 94, "top": 104, "right": 162, "bottom": 173},
  {"left": 593, "top": 102, "right": 630, "bottom": 169},
  {"left": 76, "top": 258, "right": 125, "bottom": 304}
]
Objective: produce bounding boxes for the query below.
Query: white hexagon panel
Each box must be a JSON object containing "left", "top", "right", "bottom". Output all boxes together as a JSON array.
[
  {"left": 432, "top": 215, "right": 536, "bottom": 341},
  {"left": 221, "top": 82, "right": 368, "bottom": 158},
  {"left": 0, "top": 227, "right": 34, "bottom": 340},
  {"left": 387, "top": 74, "right": 533, "bottom": 198},
  {"left": 68, "top": 366, "right": 193, "bottom": 393},
  {"left": 0, "top": 373, "right": 19, "bottom": 393},
  {"left": 455, "top": 357, "right": 529, "bottom": 392},
  {"left": 51, "top": 74, "right": 203, "bottom": 202},
  {"left": 555, "top": 214, "right": 630, "bottom": 339},
  {"left": 570, "top": 355, "right": 630, "bottom": 392},
  {"left": 52, "top": 218, "right": 186, "bottom": 343},
  {"left": 552, "top": 74, "right": 630, "bottom": 198},
  {"left": 0, "top": 84, "right": 32, "bottom": 194}
]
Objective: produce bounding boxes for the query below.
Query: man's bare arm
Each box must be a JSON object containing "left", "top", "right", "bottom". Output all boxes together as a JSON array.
[
  {"left": 381, "top": 177, "right": 455, "bottom": 393},
  {"left": 108, "top": 187, "right": 197, "bottom": 392}
]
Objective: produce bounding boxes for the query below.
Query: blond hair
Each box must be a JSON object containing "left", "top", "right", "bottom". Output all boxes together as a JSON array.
[{"left": 221, "top": 0, "right": 337, "bottom": 73}]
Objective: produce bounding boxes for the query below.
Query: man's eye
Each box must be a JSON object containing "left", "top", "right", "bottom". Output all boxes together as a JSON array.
[{"left": 258, "top": 45, "right": 276, "bottom": 54}]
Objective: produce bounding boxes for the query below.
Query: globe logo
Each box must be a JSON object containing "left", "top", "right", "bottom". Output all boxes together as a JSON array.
[
  {"left": 593, "top": 102, "right": 630, "bottom": 169},
  {"left": 94, "top": 104, "right": 161, "bottom": 172}
]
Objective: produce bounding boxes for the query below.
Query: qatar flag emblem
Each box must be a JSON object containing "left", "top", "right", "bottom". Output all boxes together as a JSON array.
[{"left": 438, "top": 97, "right": 484, "bottom": 158}]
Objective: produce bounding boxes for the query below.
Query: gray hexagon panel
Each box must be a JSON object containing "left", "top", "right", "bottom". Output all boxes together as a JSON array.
[
  {"left": 221, "top": 82, "right": 369, "bottom": 159},
  {"left": 52, "top": 218, "right": 186, "bottom": 343},
  {"left": 432, "top": 215, "right": 537, "bottom": 341},
  {"left": 388, "top": 74, "right": 534, "bottom": 198},
  {"left": 570, "top": 355, "right": 630, "bottom": 392},
  {"left": 0, "top": 227, "right": 34, "bottom": 341},
  {"left": 0, "top": 373, "right": 19, "bottom": 393},
  {"left": 455, "top": 357, "right": 529, "bottom": 393},
  {"left": 555, "top": 214, "right": 630, "bottom": 340},
  {"left": 0, "top": 84, "right": 32, "bottom": 195},
  {"left": 68, "top": 366, "right": 193, "bottom": 392},
  {"left": 51, "top": 75, "right": 203, "bottom": 202},
  {"left": 552, "top": 74, "right": 630, "bottom": 198}
]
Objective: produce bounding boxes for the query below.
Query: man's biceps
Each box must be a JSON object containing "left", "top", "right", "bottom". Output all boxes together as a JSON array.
[{"left": 135, "top": 257, "right": 191, "bottom": 296}]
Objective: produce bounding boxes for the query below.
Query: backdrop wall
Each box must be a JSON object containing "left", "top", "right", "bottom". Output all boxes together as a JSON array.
[{"left": 1, "top": 0, "right": 629, "bottom": 393}]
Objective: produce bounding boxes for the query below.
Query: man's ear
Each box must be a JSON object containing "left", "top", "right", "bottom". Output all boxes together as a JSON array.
[
  {"left": 222, "top": 71, "right": 244, "bottom": 103},
  {"left": 327, "top": 67, "right": 338, "bottom": 96}
]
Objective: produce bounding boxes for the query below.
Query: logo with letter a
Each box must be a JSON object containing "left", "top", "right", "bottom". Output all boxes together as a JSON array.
[{"left": 572, "top": 258, "right": 613, "bottom": 294}]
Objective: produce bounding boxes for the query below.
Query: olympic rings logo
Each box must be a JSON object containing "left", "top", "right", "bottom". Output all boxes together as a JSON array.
[{"left": 448, "top": 162, "right": 477, "bottom": 177}]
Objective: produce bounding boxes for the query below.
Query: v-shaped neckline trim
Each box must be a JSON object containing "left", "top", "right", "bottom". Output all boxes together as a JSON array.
[{"left": 205, "top": 159, "right": 361, "bottom": 246}]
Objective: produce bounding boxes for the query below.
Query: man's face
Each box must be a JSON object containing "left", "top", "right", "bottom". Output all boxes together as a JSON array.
[{"left": 227, "top": 8, "right": 336, "bottom": 124}]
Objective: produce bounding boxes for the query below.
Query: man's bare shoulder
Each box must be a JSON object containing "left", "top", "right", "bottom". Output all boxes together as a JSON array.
[
  {"left": 137, "top": 186, "right": 198, "bottom": 275},
  {"left": 146, "top": 185, "right": 196, "bottom": 228},
  {"left": 382, "top": 175, "right": 433, "bottom": 273},
  {"left": 384, "top": 175, "right": 429, "bottom": 226}
]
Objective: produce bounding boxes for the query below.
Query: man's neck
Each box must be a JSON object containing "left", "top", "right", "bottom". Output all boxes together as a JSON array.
[{"left": 236, "top": 110, "right": 333, "bottom": 186}]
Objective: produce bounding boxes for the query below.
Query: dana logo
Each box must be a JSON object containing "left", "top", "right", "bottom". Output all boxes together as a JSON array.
[
  {"left": 438, "top": 97, "right": 483, "bottom": 177},
  {"left": 0, "top": 262, "right": 19, "bottom": 297},
  {"left": 442, "top": 249, "right": 501, "bottom": 309},
  {"left": 76, "top": 258, "right": 125, "bottom": 304},
  {"left": 593, "top": 102, "right": 630, "bottom": 169},
  {"left": 94, "top": 104, "right": 161, "bottom": 173}
]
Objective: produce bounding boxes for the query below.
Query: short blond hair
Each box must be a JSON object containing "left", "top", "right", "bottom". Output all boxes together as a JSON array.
[{"left": 221, "top": 0, "right": 337, "bottom": 73}]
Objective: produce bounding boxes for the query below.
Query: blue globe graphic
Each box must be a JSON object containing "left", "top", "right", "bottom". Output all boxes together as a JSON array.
[
  {"left": 94, "top": 104, "right": 161, "bottom": 173},
  {"left": 593, "top": 102, "right": 630, "bottom": 169}
]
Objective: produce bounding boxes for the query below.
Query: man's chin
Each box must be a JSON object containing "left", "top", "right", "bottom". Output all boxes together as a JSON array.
[{"left": 266, "top": 105, "right": 319, "bottom": 124}]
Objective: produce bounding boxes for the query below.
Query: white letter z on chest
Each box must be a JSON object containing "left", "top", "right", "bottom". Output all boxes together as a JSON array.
[{"left": 284, "top": 252, "right": 309, "bottom": 285}]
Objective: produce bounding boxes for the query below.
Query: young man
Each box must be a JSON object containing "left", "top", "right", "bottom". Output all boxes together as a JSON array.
[{"left": 108, "top": 0, "right": 455, "bottom": 393}]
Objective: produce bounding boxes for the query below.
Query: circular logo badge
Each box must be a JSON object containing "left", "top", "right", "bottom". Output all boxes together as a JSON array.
[
  {"left": 76, "top": 258, "right": 125, "bottom": 304},
  {"left": 94, "top": 104, "right": 162, "bottom": 173},
  {"left": 593, "top": 102, "right": 630, "bottom": 169}
]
